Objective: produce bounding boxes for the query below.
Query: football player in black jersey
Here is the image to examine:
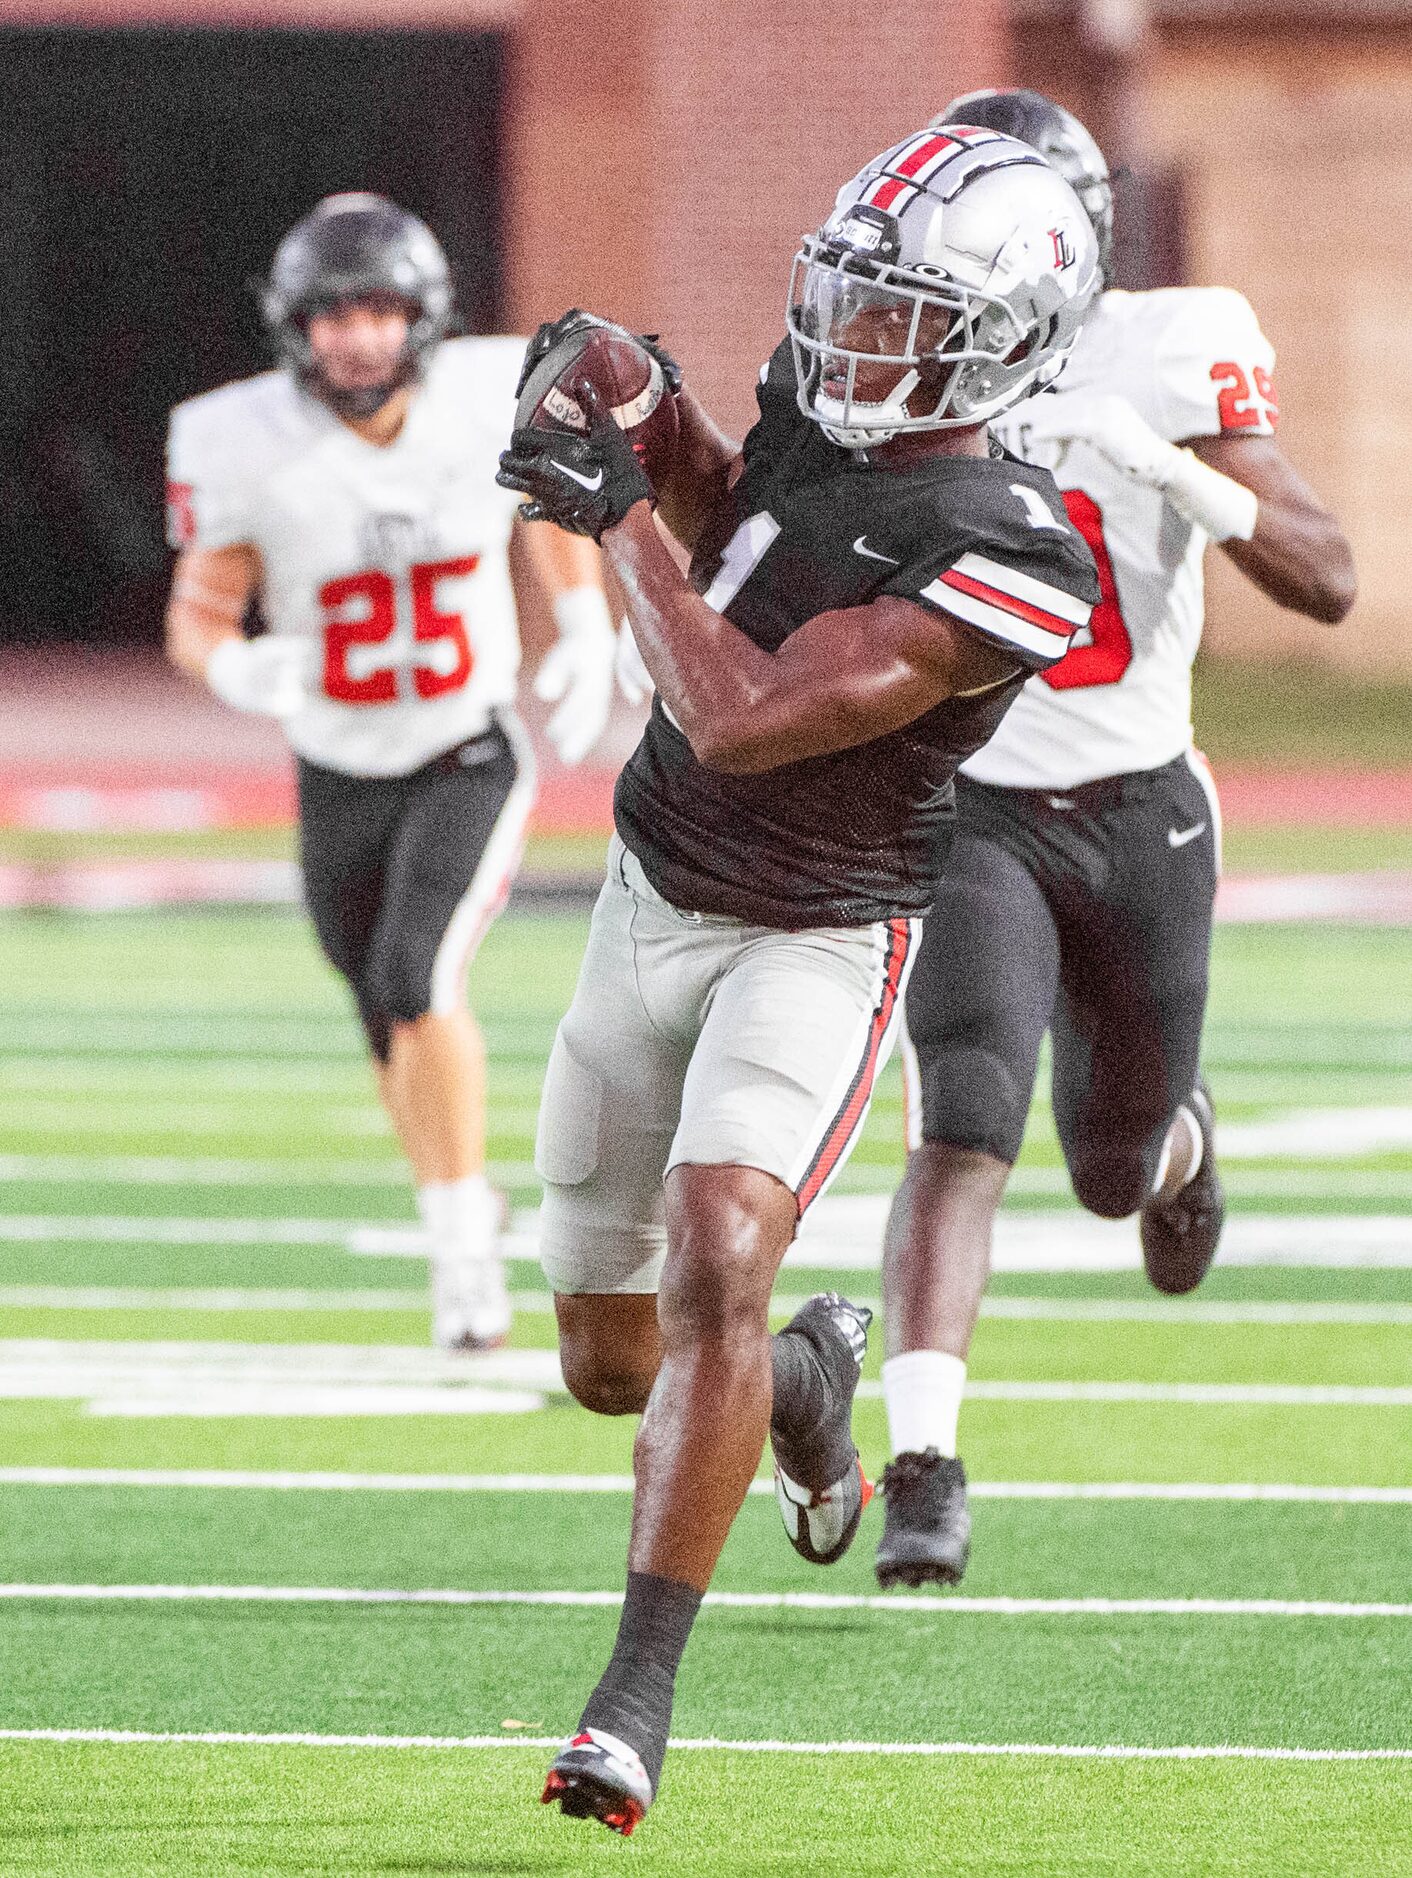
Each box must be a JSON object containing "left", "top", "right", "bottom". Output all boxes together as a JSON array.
[
  {"left": 497, "top": 126, "right": 1102, "bottom": 1835},
  {"left": 870, "top": 92, "right": 1356, "bottom": 1597}
]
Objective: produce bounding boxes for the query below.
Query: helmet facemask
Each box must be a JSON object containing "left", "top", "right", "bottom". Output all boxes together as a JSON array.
[{"left": 788, "top": 238, "right": 1051, "bottom": 447}]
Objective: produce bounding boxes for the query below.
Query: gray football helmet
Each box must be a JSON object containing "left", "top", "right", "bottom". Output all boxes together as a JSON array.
[
  {"left": 934, "top": 89, "right": 1114, "bottom": 280},
  {"left": 261, "top": 193, "right": 453, "bottom": 417},
  {"left": 788, "top": 125, "right": 1100, "bottom": 447}
]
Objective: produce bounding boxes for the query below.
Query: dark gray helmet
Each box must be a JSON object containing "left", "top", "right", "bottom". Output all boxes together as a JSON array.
[
  {"left": 261, "top": 193, "right": 453, "bottom": 416},
  {"left": 933, "top": 90, "right": 1113, "bottom": 281}
]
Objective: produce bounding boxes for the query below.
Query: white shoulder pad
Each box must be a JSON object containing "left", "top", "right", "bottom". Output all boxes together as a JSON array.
[
  {"left": 1150, "top": 286, "right": 1278, "bottom": 443},
  {"left": 165, "top": 372, "right": 291, "bottom": 551}
]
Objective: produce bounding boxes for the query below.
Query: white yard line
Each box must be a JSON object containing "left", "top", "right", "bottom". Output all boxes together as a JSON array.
[
  {"left": 912, "top": 1382, "right": 1412, "bottom": 1407},
  {"left": 5, "top": 1341, "right": 1411, "bottom": 1415},
  {"left": 0, "top": 1468, "right": 1409, "bottom": 1505},
  {"left": 0, "top": 1155, "right": 539, "bottom": 1190},
  {"left": 4, "top": 1583, "right": 1411, "bottom": 1618},
  {"left": 7, "top": 1206, "right": 1412, "bottom": 1271},
  {"left": 1, "top": 1727, "right": 1407, "bottom": 1762},
  {"left": 1220, "top": 1107, "right": 1412, "bottom": 1159},
  {"left": 8, "top": 1285, "right": 1412, "bottom": 1327}
]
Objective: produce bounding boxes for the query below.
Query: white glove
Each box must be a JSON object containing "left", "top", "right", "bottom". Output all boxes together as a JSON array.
[
  {"left": 614, "top": 616, "right": 653, "bottom": 706},
  {"left": 205, "top": 635, "right": 309, "bottom": 718},
  {"left": 1019, "top": 393, "right": 1258, "bottom": 542},
  {"left": 536, "top": 587, "right": 616, "bottom": 764}
]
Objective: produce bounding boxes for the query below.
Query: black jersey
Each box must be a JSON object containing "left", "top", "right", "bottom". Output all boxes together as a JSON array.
[{"left": 614, "top": 340, "right": 1099, "bottom": 929}]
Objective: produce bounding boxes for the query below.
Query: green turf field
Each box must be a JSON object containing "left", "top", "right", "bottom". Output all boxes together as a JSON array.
[{"left": 1, "top": 905, "right": 1410, "bottom": 1875}]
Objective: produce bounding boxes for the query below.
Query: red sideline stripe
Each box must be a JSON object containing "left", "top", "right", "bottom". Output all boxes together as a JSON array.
[
  {"left": 868, "top": 133, "right": 957, "bottom": 210},
  {"left": 938, "top": 568, "right": 1074, "bottom": 638},
  {"left": 796, "top": 919, "right": 911, "bottom": 1215}
]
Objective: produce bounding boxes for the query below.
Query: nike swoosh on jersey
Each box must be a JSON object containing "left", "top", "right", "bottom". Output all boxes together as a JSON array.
[
  {"left": 551, "top": 460, "right": 604, "bottom": 492},
  {"left": 853, "top": 535, "right": 900, "bottom": 564},
  {"left": 1168, "top": 822, "right": 1207, "bottom": 848}
]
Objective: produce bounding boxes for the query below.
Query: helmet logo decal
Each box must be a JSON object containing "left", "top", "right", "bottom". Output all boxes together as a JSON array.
[{"left": 1050, "top": 225, "right": 1077, "bottom": 269}]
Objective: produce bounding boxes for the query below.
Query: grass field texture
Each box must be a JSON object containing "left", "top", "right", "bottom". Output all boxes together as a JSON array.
[{"left": 1, "top": 897, "right": 1410, "bottom": 1874}]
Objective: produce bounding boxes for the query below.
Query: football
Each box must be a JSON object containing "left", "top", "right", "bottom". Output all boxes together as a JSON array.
[{"left": 515, "top": 317, "right": 680, "bottom": 489}]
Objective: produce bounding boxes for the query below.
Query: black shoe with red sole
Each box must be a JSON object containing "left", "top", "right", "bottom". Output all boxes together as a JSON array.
[{"left": 541, "top": 1728, "right": 654, "bottom": 1837}]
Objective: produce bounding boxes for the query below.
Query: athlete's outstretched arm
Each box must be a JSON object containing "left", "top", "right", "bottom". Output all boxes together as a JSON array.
[
  {"left": 602, "top": 502, "right": 1017, "bottom": 775},
  {"left": 1188, "top": 433, "right": 1356, "bottom": 625}
]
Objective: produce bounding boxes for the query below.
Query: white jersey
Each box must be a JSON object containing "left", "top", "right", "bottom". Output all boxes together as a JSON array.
[
  {"left": 166, "top": 336, "right": 527, "bottom": 777},
  {"left": 964, "top": 287, "right": 1277, "bottom": 789}
]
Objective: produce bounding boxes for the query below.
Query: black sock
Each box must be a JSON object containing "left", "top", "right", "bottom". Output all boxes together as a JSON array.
[
  {"left": 577, "top": 1571, "right": 702, "bottom": 1793},
  {"left": 770, "top": 1316, "right": 856, "bottom": 1492}
]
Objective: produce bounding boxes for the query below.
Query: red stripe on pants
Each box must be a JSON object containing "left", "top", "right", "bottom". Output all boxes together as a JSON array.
[{"left": 796, "top": 918, "right": 911, "bottom": 1215}]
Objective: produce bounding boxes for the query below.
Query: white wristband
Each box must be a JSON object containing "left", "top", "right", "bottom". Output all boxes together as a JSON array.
[
  {"left": 1160, "top": 448, "right": 1259, "bottom": 544},
  {"left": 551, "top": 585, "right": 614, "bottom": 641}
]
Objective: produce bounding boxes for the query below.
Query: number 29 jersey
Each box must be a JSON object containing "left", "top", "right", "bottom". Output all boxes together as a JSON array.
[
  {"left": 964, "top": 287, "right": 1278, "bottom": 790},
  {"left": 165, "top": 337, "right": 526, "bottom": 778}
]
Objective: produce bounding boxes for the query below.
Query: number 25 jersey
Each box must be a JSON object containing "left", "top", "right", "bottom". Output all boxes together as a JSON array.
[
  {"left": 165, "top": 337, "right": 526, "bottom": 778},
  {"left": 966, "top": 287, "right": 1278, "bottom": 789}
]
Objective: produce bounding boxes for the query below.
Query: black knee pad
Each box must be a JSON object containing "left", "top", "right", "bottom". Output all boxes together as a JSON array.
[{"left": 917, "top": 1041, "right": 1032, "bottom": 1165}]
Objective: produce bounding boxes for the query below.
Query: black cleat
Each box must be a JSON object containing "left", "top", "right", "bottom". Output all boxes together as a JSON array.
[
  {"left": 541, "top": 1728, "right": 654, "bottom": 1837},
  {"left": 771, "top": 1292, "right": 873, "bottom": 1566},
  {"left": 875, "top": 1449, "right": 971, "bottom": 1589},
  {"left": 1140, "top": 1078, "right": 1225, "bottom": 1296}
]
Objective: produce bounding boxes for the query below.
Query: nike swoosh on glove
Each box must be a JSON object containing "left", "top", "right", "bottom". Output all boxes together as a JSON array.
[{"left": 496, "top": 380, "right": 654, "bottom": 542}]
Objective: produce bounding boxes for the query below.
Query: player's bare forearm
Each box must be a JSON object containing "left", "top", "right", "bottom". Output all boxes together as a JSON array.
[
  {"left": 603, "top": 504, "right": 1017, "bottom": 774},
  {"left": 164, "top": 544, "right": 260, "bottom": 682},
  {"left": 651, "top": 387, "right": 741, "bottom": 554},
  {"left": 1190, "top": 434, "right": 1356, "bottom": 624},
  {"left": 513, "top": 505, "right": 603, "bottom": 602}
]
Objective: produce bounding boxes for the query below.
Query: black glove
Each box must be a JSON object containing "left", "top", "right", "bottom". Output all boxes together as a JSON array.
[
  {"left": 514, "top": 309, "right": 605, "bottom": 397},
  {"left": 496, "top": 379, "right": 654, "bottom": 541},
  {"left": 635, "top": 333, "right": 684, "bottom": 396}
]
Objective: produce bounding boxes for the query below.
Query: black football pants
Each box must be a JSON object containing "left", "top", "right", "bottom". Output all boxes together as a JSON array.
[
  {"left": 903, "top": 754, "right": 1218, "bottom": 1218},
  {"left": 297, "top": 719, "right": 526, "bottom": 1063}
]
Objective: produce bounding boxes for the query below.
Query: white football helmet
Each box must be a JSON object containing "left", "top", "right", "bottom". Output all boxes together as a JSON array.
[{"left": 788, "top": 125, "right": 1101, "bottom": 446}]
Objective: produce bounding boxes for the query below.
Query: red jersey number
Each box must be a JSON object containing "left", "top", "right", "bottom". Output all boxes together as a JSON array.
[
  {"left": 320, "top": 556, "right": 479, "bottom": 705},
  {"left": 1039, "top": 491, "right": 1132, "bottom": 692},
  {"left": 1211, "top": 360, "right": 1278, "bottom": 433},
  {"left": 166, "top": 481, "right": 198, "bottom": 549}
]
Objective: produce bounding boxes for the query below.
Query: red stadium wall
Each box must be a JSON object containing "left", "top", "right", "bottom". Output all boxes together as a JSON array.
[{"left": 505, "top": 0, "right": 1012, "bottom": 440}]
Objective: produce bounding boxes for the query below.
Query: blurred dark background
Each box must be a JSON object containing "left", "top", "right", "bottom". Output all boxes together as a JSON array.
[{"left": 0, "top": 29, "right": 504, "bottom": 647}]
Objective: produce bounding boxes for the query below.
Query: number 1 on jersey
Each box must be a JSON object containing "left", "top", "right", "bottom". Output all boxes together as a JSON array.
[{"left": 701, "top": 512, "right": 781, "bottom": 612}]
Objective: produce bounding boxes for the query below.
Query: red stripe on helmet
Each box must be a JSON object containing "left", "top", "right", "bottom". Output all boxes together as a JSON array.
[{"left": 867, "top": 132, "right": 958, "bottom": 211}]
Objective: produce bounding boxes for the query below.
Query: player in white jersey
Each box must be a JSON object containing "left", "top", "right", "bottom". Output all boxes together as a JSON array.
[
  {"left": 872, "top": 93, "right": 1357, "bottom": 1589},
  {"left": 164, "top": 194, "right": 616, "bottom": 1349}
]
